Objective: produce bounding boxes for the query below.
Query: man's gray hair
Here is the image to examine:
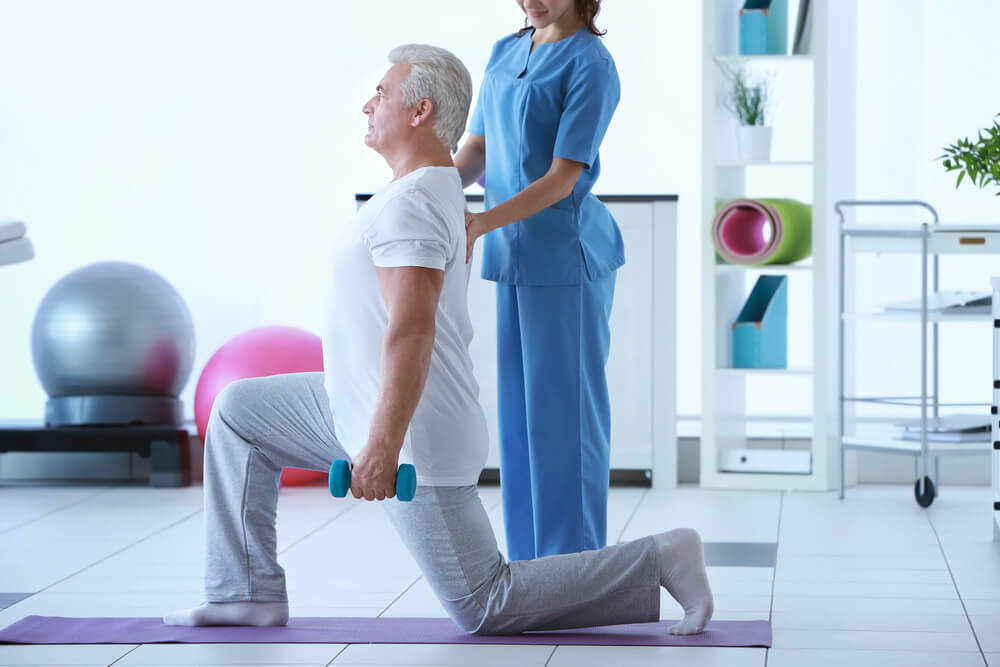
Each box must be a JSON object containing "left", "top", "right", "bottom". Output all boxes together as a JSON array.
[{"left": 388, "top": 44, "right": 472, "bottom": 153}]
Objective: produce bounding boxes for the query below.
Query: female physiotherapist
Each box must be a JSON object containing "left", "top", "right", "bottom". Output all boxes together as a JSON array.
[{"left": 455, "top": 0, "right": 622, "bottom": 561}]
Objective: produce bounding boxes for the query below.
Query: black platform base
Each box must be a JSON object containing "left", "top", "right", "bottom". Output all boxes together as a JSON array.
[{"left": 0, "top": 425, "right": 191, "bottom": 487}]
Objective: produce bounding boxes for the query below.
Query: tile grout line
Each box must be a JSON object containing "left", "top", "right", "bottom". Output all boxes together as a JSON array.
[
  {"left": 376, "top": 573, "right": 424, "bottom": 618},
  {"left": 925, "top": 508, "right": 989, "bottom": 665},
  {"left": 764, "top": 490, "right": 785, "bottom": 667},
  {"left": 0, "top": 485, "right": 116, "bottom": 536},
  {"left": 326, "top": 642, "right": 352, "bottom": 665},
  {"left": 615, "top": 488, "right": 649, "bottom": 544},
  {"left": 276, "top": 501, "right": 362, "bottom": 556},
  {"left": 18, "top": 508, "right": 203, "bottom": 599},
  {"left": 104, "top": 643, "right": 141, "bottom": 666}
]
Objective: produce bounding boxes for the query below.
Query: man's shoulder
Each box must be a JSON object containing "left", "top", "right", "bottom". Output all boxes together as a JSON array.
[
  {"left": 409, "top": 165, "right": 463, "bottom": 195},
  {"left": 369, "top": 167, "right": 457, "bottom": 207},
  {"left": 365, "top": 168, "right": 464, "bottom": 238},
  {"left": 399, "top": 168, "right": 465, "bottom": 220}
]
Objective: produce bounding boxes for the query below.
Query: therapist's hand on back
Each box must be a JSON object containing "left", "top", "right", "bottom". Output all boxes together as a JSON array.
[
  {"left": 465, "top": 210, "right": 491, "bottom": 263},
  {"left": 350, "top": 439, "right": 400, "bottom": 501}
]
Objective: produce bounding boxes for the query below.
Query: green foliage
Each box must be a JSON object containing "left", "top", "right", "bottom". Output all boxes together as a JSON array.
[
  {"left": 939, "top": 114, "right": 1000, "bottom": 196},
  {"left": 718, "top": 62, "right": 772, "bottom": 127}
]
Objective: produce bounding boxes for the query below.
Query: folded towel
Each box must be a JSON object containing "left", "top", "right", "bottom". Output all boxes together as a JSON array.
[
  {"left": 0, "top": 221, "right": 26, "bottom": 244},
  {"left": 0, "top": 237, "right": 34, "bottom": 266}
]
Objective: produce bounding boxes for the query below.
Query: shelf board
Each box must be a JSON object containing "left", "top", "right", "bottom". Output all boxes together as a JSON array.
[
  {"left": 717, "top": 160, "right": 814, "bottom": 168},
  {"left": 715, "top": 54, "right": 814, "bottom": 63},
  {"left": 716, "top": 262, "right": 813, "bottom": 272},
  {"left": 715, "top": 366, "right": 812, "bottom": 376},
  {"left": 842, "top": 435, "right": 992, "bottom": 456},
  {"left": 842, "top": 310, "right": 991, "bottom": 323}
]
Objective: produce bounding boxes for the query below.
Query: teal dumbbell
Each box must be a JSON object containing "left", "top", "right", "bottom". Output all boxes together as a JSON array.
[{"left": 328, "top": 460, "right": 417, "bottom": 502}]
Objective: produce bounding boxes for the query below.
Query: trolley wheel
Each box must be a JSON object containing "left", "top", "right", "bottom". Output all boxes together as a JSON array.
[{"left": 914, "top": 475, "right": 936, "bottom": 508}]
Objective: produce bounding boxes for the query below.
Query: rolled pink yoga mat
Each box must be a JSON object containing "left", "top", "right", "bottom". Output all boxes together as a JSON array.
[{"left": 712, "top": 198, "right": 812, "bottom": 265}]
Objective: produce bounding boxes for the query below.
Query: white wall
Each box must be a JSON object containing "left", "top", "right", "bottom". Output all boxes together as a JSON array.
[
  {"left": 1, "top": 0, "right": 998, "bottom": 431},
  {"left": 0, "top": 0, "right": 701, "bottom": 423}
]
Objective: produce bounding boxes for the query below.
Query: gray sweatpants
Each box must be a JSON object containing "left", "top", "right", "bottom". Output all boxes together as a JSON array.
[{"left": 203, "top": 372, "right": 661, "bottom": 634}]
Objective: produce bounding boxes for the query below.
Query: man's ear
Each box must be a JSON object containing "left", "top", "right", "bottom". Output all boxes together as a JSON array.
[{"left": 411, "top": 98, "right": 434, "bottom": 128}]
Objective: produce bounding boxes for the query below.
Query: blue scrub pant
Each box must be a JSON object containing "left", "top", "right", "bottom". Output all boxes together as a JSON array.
[{"left": 495, "top": 274, "right": 616, "bottom": 562}]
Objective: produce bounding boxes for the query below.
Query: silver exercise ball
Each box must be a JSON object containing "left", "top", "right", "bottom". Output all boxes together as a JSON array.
[{"left": 31, "top": 261, "right": 196, "bottom": 426}]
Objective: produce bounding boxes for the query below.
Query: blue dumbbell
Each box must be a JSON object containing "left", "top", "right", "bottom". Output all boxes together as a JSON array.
[{"left": 328, "top": 460, "right": 417, "bottom": 502}]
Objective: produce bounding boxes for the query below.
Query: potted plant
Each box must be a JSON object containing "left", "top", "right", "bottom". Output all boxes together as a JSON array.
[
  {"left": 939, "top": 114, "right": 1000, "bottom": 195},
  {"left": 719, "top": 62, "right": 774, "bottom": 162}
]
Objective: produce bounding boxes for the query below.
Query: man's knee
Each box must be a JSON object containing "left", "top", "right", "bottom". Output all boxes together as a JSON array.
[
  {"left": 445, "top": 594, "right": 509, "bottom": 636},
  {"left": 450, "top": 606, "right": 489, "bottom": 635},
  {"left": 207, "top": 378, "right": 260, "bottom": 440},
  {"left": 436, "top": 594, "right": 496, "bottom": 635},
  {"left": 459, "top": 608, "right": 514, "bottom": 636},
  {"left": 209, "top": 378, "right": 259, "bottom": 429},
  {"left": 446, "top": 561, "right": 512, "bottom": 635}
]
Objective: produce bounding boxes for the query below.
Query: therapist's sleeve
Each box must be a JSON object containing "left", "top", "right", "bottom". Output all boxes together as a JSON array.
[{"left": 552, "top": 58, "right": 621, "bottom": 169}]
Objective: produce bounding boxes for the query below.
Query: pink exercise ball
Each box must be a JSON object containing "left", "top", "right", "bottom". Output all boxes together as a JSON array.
[{"left": 194, "top": 326, "right": 326, "bottom": 486}]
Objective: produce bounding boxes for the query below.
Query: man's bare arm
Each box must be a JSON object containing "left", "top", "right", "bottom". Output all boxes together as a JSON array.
[{"left": 349, "top": 265, "right": 444, "bottom": 500}]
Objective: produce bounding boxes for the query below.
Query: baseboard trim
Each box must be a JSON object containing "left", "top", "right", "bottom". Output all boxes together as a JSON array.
[{"left": 477, "top": 468, "right": 652, "bottom": 487}]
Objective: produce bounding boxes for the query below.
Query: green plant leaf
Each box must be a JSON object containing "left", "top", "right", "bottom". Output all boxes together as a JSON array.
[
  {"left": 717, "top": 61, "right": 772, "bottom": 126},
  {"left": 941, "top": 115, "right": 1000, "bottom": 194}
]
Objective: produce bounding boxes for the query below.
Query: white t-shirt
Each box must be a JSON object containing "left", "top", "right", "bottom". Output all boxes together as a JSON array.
[{"left": 322, "top": 166, "right": 489, "bottom": 486}]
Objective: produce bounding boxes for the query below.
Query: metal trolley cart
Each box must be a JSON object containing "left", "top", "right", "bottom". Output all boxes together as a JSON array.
[
  {"left": 992, "top": 277, "right": 1000, "bottom": 538},
  {"left": 836, "top": 200, "right": 997, "bottom": 507}
]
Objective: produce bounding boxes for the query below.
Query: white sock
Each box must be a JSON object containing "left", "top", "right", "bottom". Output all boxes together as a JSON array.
[
  {"left": 653, "top": 528, "right": 714, "bottom": 635},
  {"left": 163, "top": 601, "right": 289, "bottom": 627}
]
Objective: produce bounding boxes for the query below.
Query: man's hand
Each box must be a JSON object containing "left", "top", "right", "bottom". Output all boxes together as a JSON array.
[{"left": 349, "top": 441, "right": 400, "bottom": 501}]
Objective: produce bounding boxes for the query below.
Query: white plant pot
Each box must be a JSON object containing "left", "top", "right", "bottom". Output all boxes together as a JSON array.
[{"left": 737, "top": 125, "right": 773, "bottom": 162}]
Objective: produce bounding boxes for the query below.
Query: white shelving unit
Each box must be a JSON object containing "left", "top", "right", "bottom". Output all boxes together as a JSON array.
[
  {"left": 837, "top": 200, "right": 998, "bottom": 507},
  {"left": 699, "top": 0, "right": 856, "bottom": 490}
]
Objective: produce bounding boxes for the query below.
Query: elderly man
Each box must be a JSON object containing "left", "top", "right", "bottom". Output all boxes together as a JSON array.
[{"left": 165, "top": 44, "right": 713, "bottom": 636}]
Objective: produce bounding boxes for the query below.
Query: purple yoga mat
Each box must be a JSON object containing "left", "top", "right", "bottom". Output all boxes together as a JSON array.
[{"left": 0, "top": 616, "right": 771, "bottom": 647}]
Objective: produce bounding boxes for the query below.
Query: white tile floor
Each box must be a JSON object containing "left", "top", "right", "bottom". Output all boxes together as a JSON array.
[{"left": 0, "top": 482, "right": 996, "bottom": 666}]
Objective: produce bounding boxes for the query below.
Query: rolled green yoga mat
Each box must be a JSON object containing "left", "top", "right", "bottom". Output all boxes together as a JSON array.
[{"left": 712, "top": 198, "right": 812, "bottom": 265}]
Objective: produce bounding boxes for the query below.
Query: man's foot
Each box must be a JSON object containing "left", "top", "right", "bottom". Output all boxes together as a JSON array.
[
  {"left": 163, "top": 601, "right": 289, "bottom": 627},
  {"left": 653, "top": 528, "right": 714, "bottom": 635}
]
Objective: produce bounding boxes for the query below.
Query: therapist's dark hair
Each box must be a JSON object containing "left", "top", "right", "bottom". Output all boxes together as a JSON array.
[
  {"left": 576, "top": 0, "right": 606, "bottom": 36},
  {"left": 517, "top": 0, "right": 606, "bottom": 37}
]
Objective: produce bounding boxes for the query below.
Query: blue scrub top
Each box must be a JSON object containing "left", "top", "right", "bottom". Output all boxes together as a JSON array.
[{"left": 469, "top": 28, "right": 623, "bottom": 286}]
